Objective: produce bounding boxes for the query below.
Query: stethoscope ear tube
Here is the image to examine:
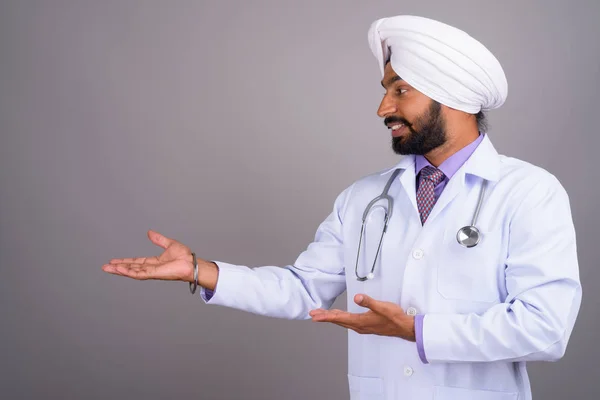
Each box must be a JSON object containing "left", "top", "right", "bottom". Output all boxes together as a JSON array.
[
  {"left": 355, "top": 169, "right": 401, "bottom": 281},
  {"left": 471, "top": 179, "right": 488, "bottom": 227},
  {"left": 456, "top": 179, "right": 488, "bottom": 248}
]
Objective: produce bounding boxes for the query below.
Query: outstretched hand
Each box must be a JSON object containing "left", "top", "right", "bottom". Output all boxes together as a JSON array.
[
  {"left": 102, "top": 230, "right": 194, "bottom": 282},
  {"left": 309, "top": 294, "right": 416, "bottom": 341}
]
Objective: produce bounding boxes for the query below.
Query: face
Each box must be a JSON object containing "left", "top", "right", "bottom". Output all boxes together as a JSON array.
[{"left": 378, "top": 61, "right": 448, "bottom": 155}]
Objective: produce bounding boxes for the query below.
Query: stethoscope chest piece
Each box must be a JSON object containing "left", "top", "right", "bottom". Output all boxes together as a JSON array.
[
  {"left": 455, "top": 178, "right": 489, "bottom": 248},
  {"left": 456, "top": 225, "right": 481, "bottom": 248}
]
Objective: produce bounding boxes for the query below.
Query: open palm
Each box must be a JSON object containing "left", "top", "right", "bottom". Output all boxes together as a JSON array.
[{"left": 102, "top": 230, "right": 194, "bottom": 282}]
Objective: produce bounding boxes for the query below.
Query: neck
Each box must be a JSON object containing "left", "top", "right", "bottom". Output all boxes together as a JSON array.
[{"left": 424, "top": 122, "right": 480, "bottom": 167}]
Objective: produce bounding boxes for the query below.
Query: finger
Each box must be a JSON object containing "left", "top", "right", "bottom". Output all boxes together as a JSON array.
[
  {"left": 102, "top": 263, "right": 156, "bottom": 280},
  {"left": 311, "top": 310, "right": 357, "bottom": 324},
  {"left": 309, "top": 309, "right": 328, "bottom": 317},
  {"left": 148, "top": 230, "right": 174, "bottom": 249},
  {"left": 108, "top": 256, "right": 159, "bottom": 265},
  {"left": 313, "top": 318, "right": 367, "bottom": 334},
  {"left": 102, "top": 264, "right": 121, "bottom": 275},
  {"left": 311, "top": 309, "right": 344, "bottom": 318},
  {"left": 310, "top": 310, "right": 335, "bottom": 321},
  {"left": 355, "top": 294, "right": 390, "bottom": 314},
  {"left": 310, "top": 309, "right": 344, "bottom": 319},
  {"left": 102, "top": 263, "right": 131, "bottom": 277}
]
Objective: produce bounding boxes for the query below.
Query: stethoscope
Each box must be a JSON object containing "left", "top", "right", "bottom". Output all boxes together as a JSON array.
[{"left": 354, "top": 168, "right": 488, "bottom": 281}]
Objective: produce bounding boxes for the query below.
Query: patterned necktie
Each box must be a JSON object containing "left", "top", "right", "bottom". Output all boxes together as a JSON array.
[{"left": 416, "top": 165, "right": 446, "bottom": 224}]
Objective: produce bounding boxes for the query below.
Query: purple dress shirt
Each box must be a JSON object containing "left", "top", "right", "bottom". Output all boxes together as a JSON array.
[{"left": 204, "top": 133, "right": 486, "bottom": 365}]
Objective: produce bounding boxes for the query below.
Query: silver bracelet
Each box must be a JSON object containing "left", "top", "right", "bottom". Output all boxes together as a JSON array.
[{"left": 189, "top": 252, "right": 198, "bottom": 294}]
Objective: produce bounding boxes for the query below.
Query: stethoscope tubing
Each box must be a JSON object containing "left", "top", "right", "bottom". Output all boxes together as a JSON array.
[{"left": 355, "top": 169, "right": 488, "bottom": 281}]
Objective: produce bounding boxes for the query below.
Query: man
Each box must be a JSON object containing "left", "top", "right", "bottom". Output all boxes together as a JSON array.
[{"left": 102, "top": 15, "right": 581, "bottom": 400}]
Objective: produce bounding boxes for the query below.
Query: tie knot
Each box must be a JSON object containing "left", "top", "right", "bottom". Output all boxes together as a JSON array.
[{"left": 420, "top": 165, "right": 445, "bottom": 185}]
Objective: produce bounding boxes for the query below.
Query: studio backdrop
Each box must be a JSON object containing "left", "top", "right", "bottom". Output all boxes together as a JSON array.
[{"left": 1, "top": 1, "right": 598, "bottom": 399}]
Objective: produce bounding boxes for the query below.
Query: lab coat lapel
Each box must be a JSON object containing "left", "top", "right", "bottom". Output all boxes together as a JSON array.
[
  {"left": 462, "top": 134, "right": 502, "bottom": 183},
  {"left": 380, "top": 155, "right": 418, "bottom": 216},
  {"left": 422, "top": 134, "right": 501, "bottom": 225},
  {"left": 424, "top": 169, "right": 465, "bottom": 225}
]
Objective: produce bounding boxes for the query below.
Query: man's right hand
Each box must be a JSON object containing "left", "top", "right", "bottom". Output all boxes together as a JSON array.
[{"left": 102, "top": 230, "right": 218, "bottom": 290}]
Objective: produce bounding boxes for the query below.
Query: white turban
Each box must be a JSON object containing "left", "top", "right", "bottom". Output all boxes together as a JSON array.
[{"left": 368, "top": 15, "right": 508, "bottom": 113}]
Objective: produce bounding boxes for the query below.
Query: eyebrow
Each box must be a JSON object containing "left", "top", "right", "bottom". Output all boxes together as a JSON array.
[{"left": 381, "top": 75, "right": 403, "bottom": 88}]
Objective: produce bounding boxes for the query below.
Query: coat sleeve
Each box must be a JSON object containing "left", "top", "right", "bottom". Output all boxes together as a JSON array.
[
  {"left": 421, "top": 173, "right": 582, "bottom": 363},
  {"left": 198, "top": 183, "right": 356, "bottom": 320}
]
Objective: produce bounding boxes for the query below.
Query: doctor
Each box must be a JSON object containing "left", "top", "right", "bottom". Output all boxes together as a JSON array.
[{"left": 102, "top": 15, "right": 582, "bottom": 400}]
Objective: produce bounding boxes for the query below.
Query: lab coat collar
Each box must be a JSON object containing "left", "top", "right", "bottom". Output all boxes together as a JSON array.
[
  {"left": 461, "top": 134, "right": 501, "bottom": 182},
  {"left": 379, "top": 134, "right": 501, "bottom": 182}
]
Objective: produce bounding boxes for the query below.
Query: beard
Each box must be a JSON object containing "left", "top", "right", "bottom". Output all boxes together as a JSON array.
[{"left": 389, "top": 100, "right": 447, "bottom": 155}]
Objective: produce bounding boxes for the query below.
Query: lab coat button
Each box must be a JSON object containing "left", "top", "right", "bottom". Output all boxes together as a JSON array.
[
  {"left": 404, "top": 366, "right": 414, "bottom": 377},
  {"left": 412, "top": 249, "right": 424, "bottom": 259},
  {"left": 406, "top": 307, "right": 417, "bottom": 316}
]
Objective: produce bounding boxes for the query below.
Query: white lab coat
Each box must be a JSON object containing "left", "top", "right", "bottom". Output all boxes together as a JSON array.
[{"left": 201, "top": 134, "right": 582, "bottom": 400}]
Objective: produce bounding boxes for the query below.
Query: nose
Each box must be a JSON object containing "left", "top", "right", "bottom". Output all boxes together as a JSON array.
[{"left": 377, "top": 93, "right": 397, "bottom": 118}]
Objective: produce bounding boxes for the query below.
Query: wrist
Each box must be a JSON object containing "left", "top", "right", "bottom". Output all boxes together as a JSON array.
[
  {"left": 186, "top": 254, "right": 192, "bottom": 283},
  {"left": 197, "top": 259, "right": 219, "bottom": 291},
  {"left": 399, "top": 315, "right": 416, "bottom": 342},
  {"left": 185, "top": 251, "right": 219, "bottom": 290},
  {"left": 185, "top": 252, "right": 197, "bottom": 283}
]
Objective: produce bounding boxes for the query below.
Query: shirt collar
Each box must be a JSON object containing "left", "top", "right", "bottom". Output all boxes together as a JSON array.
[
  {"left": 415, "top": 132, "right": 485, "bottom": 179},
  {"left": 380, "top": 132, "right": 501, "bottom": 182}
]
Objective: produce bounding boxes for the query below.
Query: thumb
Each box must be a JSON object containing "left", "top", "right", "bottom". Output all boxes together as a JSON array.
[
  {"left": 147, "top": 230, "right": 173, "bottom": 249},
  {"left": 355, "top": 294, "right": 371, "bottom": 306},
  {"left": 355, "top": 294, "right": 383, "bottom": 313}
]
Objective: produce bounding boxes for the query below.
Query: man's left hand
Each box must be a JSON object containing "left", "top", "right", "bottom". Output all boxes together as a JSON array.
[{"left": 309, "top": 294, "right": 416, "bottom": 342}]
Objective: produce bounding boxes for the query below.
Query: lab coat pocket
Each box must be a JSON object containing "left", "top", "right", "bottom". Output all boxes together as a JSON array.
[
  {"left": 437, "top": 227, "right": 504, "bottom": 303},
  {"left": 347, "top": 374, "right": 384, "bottom": 400},
  {"left": 434, "top": 386, "right": 517, "bottom": 399}
]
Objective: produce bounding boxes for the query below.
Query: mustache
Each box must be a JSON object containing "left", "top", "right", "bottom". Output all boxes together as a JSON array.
[{"left": 384, "top": 116, "right": 412, "bottom": 128}]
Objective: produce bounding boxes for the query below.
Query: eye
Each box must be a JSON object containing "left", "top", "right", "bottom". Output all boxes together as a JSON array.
[{"left": 381, "top": 88, "right": 407, "bottom": 96}]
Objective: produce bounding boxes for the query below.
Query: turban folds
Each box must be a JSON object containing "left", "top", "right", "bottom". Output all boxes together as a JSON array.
[{"left": 368, "top": 15, "right": 508, "bottom": 113}]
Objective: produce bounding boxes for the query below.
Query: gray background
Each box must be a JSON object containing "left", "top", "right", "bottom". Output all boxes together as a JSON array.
[{"left": 1, "top": 0, "right": 598, "bottom": 399}]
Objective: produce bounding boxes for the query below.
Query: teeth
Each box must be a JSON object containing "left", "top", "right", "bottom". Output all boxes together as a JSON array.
[{"left": 390, "top": 124, "right": 404, "bottom": 130}]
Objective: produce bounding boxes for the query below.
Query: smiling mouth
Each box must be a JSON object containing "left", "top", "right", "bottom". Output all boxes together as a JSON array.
[
  {"left": 388, "top": 123, "right": 407, "bottom": 137},
  {"left": 389, "top": 123, "right": 404, "bottom": 131}
]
